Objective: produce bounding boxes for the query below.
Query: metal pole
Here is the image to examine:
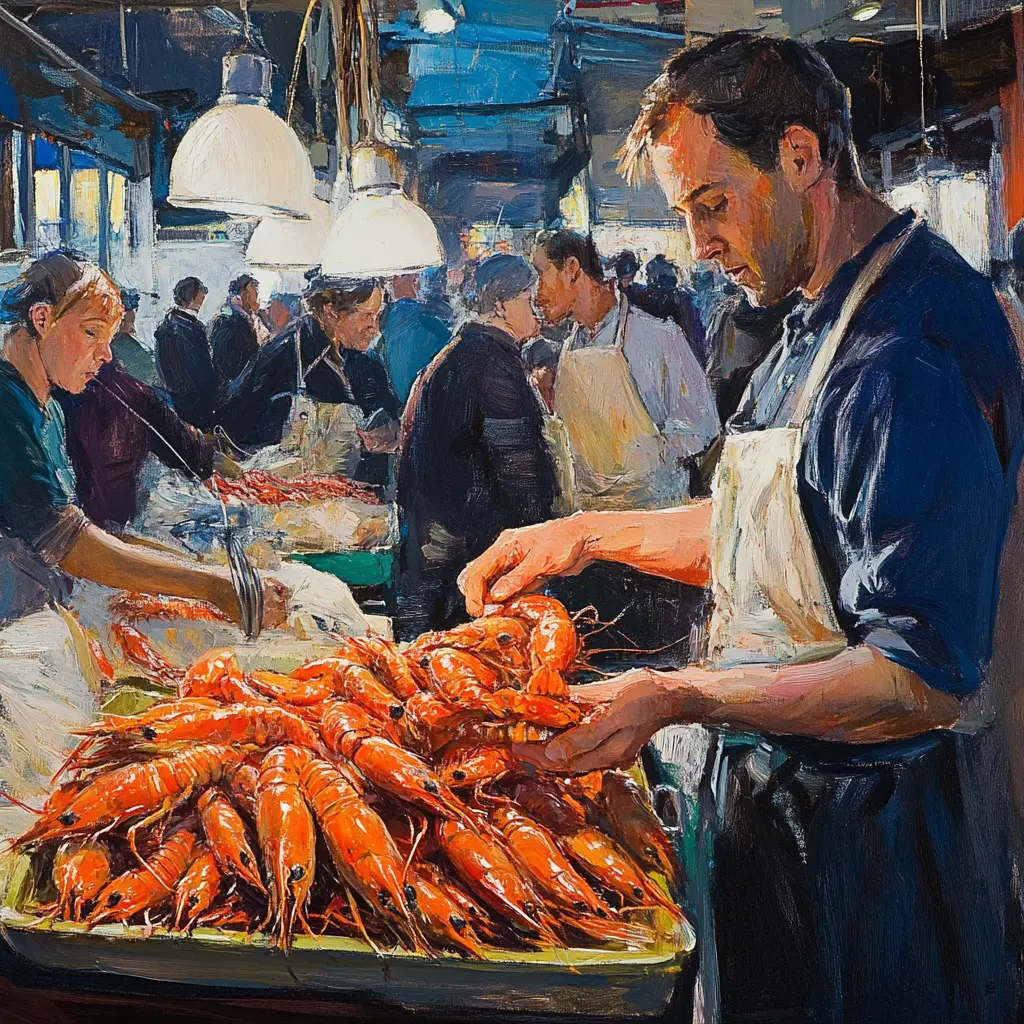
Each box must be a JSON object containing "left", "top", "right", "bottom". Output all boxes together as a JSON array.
[
  {"left": 19, "top": 131, "right": 35, "bottom": 253},
  {"left": 98, "top": 160, "right": 110, "bottom": 271},
  {"left": 329, "top": 0, "right": 352, "bottom": 176},
  {"left": 58, "top": 142, "right": 71, "bottom": 248}
]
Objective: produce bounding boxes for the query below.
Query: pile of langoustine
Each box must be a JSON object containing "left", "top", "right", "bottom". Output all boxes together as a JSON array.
[
  {"left": 207, "top": 469, "right": 381, "bottom": 507},
  {"left": 12, "top": 596, "right": 685, "bottom": 958}
]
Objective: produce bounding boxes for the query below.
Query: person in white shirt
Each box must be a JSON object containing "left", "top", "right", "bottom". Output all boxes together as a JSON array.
[{"left": 532, "top": 229, "right": 719, "bottom": 509}]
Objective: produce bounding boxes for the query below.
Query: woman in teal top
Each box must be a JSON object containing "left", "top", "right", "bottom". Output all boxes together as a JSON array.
[{"left": 0, "top": 252, "right": 287, "bottom": 627}]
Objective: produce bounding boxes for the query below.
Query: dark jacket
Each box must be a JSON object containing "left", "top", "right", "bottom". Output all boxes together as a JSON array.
[
  {"left": 154, "top": 308, "right": 217, "bottom": 431},
  {"left": 57, "top": 360, "right": 214, "bottom": 529},
  {"left": 398, "top": 321, "right": 556, "bottom": 582},
  {"left": 706, "top": 292, "right": 798, "bottom": 423},
  {"left": 219, "top": 314, "right": 399, "bottom": 480},
  {"left": 625, "top": 283, "right": 707, "bottom": 363},
  {"left": 210, "top": 307, "right": 260, "bottom": 394}
]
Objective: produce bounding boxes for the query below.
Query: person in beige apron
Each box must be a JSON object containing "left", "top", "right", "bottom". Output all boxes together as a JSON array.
[
  {"left": 458, "top": 35, "right": 1024, "bottom": 1023},
  {"left": 535, "top": 230, "right": 719, "bottom": 512},
  {"left": 218, "top": 275, "right": 400, "bottom": 487}
]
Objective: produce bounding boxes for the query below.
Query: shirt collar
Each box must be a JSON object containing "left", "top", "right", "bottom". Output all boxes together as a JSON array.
[
  {"left": 471, "top": 321, "right": 522, "bottom": 356},
  {"left": 578, "top": 292, "right": 621, "bottom": 345},
  {"left": 173, "top": 307, "right": 200, "bottom": 321},
  {"left": 801, "top": 208, "right": 916, "bottom": 336}
]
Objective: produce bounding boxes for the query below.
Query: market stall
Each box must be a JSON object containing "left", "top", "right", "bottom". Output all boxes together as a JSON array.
[{"left": 0, "top": 599, "right": 694, "bottom": 1018}]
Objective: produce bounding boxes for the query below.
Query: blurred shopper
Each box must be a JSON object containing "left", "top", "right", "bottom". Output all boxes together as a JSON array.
[
  {"left": 422, "top": 266, "right": 455, "bottom": 328},
  {"left": 377, "top": 272, "right": 451, "bottom": 406},
  {"left": 636, "top": 255, "right": 707, "bottom": 362},
  {"left": 219, "top": 272, "right": 398, "bottom": 485},
  {"left": 533, "top": 229, "right": 719, "bottom": 510},
  {"left": 263, "top": 292, "right": 302, "bottom": 339},
  {"left": 613, "top": 250, "right": 640, "bottom": 290},
  {"left": 211, "top": 274, "right": 262, "bottom": 394},
  {"left": 110, "top": 287, "right": 155, "bottom": 384},
  {"left": 154, "top": 276, "right": 216, "bottom": 431},
  {"left": 57, "top": 359, "right": 231, "bottom": 531},
  {"left": 397, "top": 254, "right": 556, "bottom": 634},
  {"left": 705, "top": 289, "right": 799, "bottom": 423}
]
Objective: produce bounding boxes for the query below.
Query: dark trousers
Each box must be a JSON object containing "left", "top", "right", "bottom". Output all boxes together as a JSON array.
[{"left": 709, "top": 732, "right": 1019, "bottom": 1024}]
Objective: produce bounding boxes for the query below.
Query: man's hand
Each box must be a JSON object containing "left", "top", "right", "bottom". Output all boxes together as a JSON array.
[
  {"left": 513, "top": 669, "right": 673, "bottom": 774},
  {"left": 458, "top": 515, "right": 595, "bottom": 616},
  {"left": 357, "top": 422, "right": 399, "bottom": 454}
]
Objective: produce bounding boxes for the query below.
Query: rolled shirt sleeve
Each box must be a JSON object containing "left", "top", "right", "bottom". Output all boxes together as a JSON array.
[
  {"left": 803, "top": 339, "right": 1010, "bottom": 695},
  {"left": 0, "top": 399, "right": 88, "bottom": 567}
]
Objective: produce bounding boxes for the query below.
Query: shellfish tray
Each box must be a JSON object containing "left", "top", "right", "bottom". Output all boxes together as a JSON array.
[{"left": 1, "top": 855, "right": 694, "bottom": 1018}]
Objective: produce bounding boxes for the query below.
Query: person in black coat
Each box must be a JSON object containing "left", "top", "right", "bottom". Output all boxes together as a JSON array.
[
  {"left": 218, "top": 273, "right": 399, "bottom": 484},
  {"left": 397, "top": 254, "right": 556, "bottom": 635},
  {"left": 154, "top": 276, "right": 216, "bottom": 431},
  {"left": 211, "top": 274, "right": 261, "bottom": 394}
]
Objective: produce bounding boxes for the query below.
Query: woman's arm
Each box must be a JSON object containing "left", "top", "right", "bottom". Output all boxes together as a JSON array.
[
  {"left": 61, "top": 523, "right": 287, "bottom": 626},
  {"left": 459, "top": 502, "right": 712, "bottom": 615}
]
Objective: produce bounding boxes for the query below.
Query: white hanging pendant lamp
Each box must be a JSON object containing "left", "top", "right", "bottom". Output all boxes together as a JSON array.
[
  {"left": 169, "top": 53, "right": 315, "bottom": 220},
  {"left": 318, "top": 0, "right": 443, "bottom": 278},
  {"left": 247, "top": 197, "right": 332, "bottom": 269},
  {"left": 320, "top": 147, "right": 443, "bottom": 277}
]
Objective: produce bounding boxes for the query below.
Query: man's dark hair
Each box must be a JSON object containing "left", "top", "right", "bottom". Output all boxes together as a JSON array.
[
  {"left": 614, "top": 250, "right": 640, "bottom": 278},
  {"left": 174, "top": 276, "right": 206, "bottom": 307},
  {"left": 305, "top": 277, "right": 381, "bottom": 317},
  {"left": 619, "top": 33, "right": 856, "bottom": 189},
  {"left": 228, "top": 273, "right": 259, "bottom": 297},
  {"left": 535, "top": 230, "right": 606, "bottom": 284}
]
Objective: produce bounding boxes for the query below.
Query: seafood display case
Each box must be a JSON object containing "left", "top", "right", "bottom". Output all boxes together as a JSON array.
[
  {"left": 0, "top": 598, "right": 695, "bottom": 1018},
  {"left": 1, "top": 855, "right": 693, "bottom": 1017}
]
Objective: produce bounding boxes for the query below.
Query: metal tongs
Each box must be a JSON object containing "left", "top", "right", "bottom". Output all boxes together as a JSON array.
[{"left": 226, "top": 526, "right": 263, "bottom": 642}]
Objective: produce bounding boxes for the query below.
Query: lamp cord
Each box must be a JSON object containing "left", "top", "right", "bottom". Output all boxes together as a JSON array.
[{"left": 286, "top": 0, "right": 322, "bottom": 126}]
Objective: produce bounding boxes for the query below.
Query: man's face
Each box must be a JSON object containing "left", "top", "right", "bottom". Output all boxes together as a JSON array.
[
  {"left": 242, "top": 282, "right": 260, "bottom": 313},
  {"left": 650, "top": 106, "right": 810, "bottom": 306},
  {"left": 532, "top": 248, "right": 578, "bottom": 324},
  {"left": 328, "top": 288, "right": 384, "bottom": 351}
]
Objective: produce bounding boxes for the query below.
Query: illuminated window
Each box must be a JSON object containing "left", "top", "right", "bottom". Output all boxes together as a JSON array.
[
  {"left": 71, "top": 167, "right": 100, "bottom": 258},
  {"left": 108, "top": 171, "right": 127, "bottom": 237},
  {"left": 34, "top": 169, "right": 60, "bottom": 249}
]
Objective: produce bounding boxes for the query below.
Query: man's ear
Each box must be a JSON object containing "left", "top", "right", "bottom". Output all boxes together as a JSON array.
[
  {"left": 565, "top": 256, "right": 582, "bottom": 284},
  {"left": 778, "top": 125, "right": 825, "bottom": 191}
]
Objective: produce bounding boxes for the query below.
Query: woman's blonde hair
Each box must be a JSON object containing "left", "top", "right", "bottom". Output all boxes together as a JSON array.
[{"left": 2, "top": 253, "right": 123, "bottom": 336}]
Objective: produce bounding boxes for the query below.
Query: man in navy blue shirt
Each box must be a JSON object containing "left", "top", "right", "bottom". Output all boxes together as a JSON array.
[{"left": 459, "top": 34, "right": 1023, "bottom": 1024}]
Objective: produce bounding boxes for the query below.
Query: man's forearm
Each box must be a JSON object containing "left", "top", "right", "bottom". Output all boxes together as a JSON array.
[
  {"left": 61, "top": 524, "right": 235, "bottom": 613},
  {"left": 579, "top": 500, "right": 712, "bottom": 587},
  {"left": 654, "top": 645, "right": 959, "bottom": 743}
]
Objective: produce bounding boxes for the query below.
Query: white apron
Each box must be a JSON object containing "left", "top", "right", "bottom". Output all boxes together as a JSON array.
[
  {"left": 282, "top": 335, "right": 364, "bottom": 478},
  {"left": 0, "top": 606, "right": 100, "bottom": 841},
  {"left": 553, "top": 294, "right": 664, "bottom": 511},
  {"left": 654, "top": 220, "right": 921, "bottom": 1023}
]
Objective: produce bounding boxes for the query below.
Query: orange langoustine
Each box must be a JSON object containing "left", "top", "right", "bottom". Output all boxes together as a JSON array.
[{"left": 14, "top": 595, "right": 684, "bottom": 958}]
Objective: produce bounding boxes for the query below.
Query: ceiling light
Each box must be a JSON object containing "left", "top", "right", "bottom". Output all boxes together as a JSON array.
[
  {"left": 246, "top": 197, "right": 332, "bottom": 269},
  {"left": 320, "top": 146, "right": 443, "bottom": 278},
  {"left": 850, "top": 1, "right": 882, "bottom": 20},
  {"left": 169, "top": 53, "right": 314, "bottom": 220},
  {"left": 420, "top": 6, "right": 457, "bottom": 33}
]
